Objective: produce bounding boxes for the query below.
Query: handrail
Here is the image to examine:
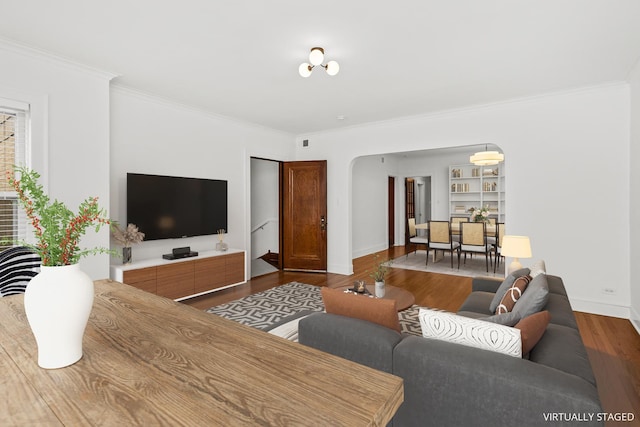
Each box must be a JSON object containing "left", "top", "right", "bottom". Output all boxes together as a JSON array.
[{"left": 251, "top": 218, "right": 278, "bottom": 234}]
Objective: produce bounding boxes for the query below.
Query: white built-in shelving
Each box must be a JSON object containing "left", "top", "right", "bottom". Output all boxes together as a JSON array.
[{"left": 449, "top": 164, "right": 505, "bottom": 223}]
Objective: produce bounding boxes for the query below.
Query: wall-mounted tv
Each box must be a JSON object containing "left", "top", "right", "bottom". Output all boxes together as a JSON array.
[{"left": 127, "top": 173, "right": 228, "bottom": 241}]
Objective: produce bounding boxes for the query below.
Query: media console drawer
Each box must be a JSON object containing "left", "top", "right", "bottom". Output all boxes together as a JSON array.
[
  {"left": 112, "top": 250, "right": 246, "bottom": 300},
  {"left": 157, "top": 262, "right": 195, "bottom": 299},
  {"left": 122, "top": 267, "right": 157, "bottom": 294}
]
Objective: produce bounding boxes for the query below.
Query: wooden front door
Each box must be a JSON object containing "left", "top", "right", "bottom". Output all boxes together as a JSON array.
[{"left": 282, "top": 161, "right": 327, "bottom": 271}]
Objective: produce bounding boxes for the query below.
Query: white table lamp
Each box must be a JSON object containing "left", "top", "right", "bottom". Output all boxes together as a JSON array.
[{"left": 501, "top": 235, "right": 532, "bottom": 275}]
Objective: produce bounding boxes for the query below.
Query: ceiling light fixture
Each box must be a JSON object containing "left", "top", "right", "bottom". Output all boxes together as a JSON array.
[
  {"left": 470, "top": 144, "right": 504, "bottom": 166},
  {"left": 299, "top": 47, "right": 339, "bottom": 78}
]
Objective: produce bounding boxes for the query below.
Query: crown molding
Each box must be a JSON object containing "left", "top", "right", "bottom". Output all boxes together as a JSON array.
[
  {"left": 110, "top": 83, "right": 294, "bottom": 138},
  {"left": 0, "top": 37, "right": 118, "bottom": 81},
  {"left": 298, "top": 80, "right": 629, "bottom": 139}
]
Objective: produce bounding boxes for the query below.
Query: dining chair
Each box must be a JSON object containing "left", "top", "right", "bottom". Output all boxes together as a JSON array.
[
  {"left": 486, "top": 220, "right": 498, "bottom": 247},
  {"left": 450, "top": 217, "right": 468, "bottom": 242},
  {"left": 0, "top": 246, "right": 41, "bottom": 297},
  {"left": 450, "top": 217, "right": 468, "bottom": 224},
  {"left": 493, "top": 222, "right": 506, "bottom": 273},
  {"left": 426, "top": 221, "right": 460, "bottom": 268},
  {"left": 407, "top": 217, "right": 428, "bottom": 257},
  {"left": 458, "top": 222, "right": 492, "bottom": 273}
]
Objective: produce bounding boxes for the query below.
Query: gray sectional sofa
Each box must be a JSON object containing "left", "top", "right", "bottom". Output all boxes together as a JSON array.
[{"left": 298, "top": 275, "right": 603, "bottom": 427}]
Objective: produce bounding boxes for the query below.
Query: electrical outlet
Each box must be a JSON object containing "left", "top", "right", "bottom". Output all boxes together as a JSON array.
[{"left": 602, "top": 288, "right": 616, "bottom": 295}]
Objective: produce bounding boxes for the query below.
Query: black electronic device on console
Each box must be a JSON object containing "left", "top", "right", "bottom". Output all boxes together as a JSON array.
[
  {"left": 162, "top": 246, "right": 199, "bottom": 260},
  {"left": 173, "top": 247, "right": 191, "bottom": 256}
]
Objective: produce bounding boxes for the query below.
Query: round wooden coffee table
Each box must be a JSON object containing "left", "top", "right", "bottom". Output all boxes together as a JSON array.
[{"left": 333, "top": 284, "right": 415, "bottom": 311}]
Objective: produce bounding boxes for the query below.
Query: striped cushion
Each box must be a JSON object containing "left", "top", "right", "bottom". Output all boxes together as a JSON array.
[
  {"left": 419, "top": 308, "right": 522, "bottom": 358},
  {"left": 0, "top": 247, "right": 41, "bottom": 297}
]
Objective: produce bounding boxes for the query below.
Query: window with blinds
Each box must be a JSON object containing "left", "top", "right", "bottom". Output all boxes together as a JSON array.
[{"left": 0, "top": 102, "right": 28, "bottom": 249}]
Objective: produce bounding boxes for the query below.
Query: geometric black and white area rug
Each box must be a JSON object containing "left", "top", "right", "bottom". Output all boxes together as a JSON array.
[
  {"left": 206, "top": 282, "right": 422, "bottom": 336},
  {"left": 206, "top": 282, "right": 324, "bottom": 330}
]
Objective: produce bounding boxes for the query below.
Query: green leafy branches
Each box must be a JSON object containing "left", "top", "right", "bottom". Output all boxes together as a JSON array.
[
  {"left": 7, "top": 166, "right": 114, "bottom": 266},
  {"left": 369, "top": 254, "right": 391, "bottom": 282}
]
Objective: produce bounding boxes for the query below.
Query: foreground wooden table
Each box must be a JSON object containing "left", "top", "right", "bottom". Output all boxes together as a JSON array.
[{"left": 0, "top": 279, "right": 403, "bottom": 426}]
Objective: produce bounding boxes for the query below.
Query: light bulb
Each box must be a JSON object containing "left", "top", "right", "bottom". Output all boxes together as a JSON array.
[
  {"left": 325, "top": 60, "right": 340, "bottom": 76},
  {"left": 298, "top": 63, "right": 312, "bottom": 78},
  {"left": 309, "top": 47, "right": 324, "bottom": 66}
]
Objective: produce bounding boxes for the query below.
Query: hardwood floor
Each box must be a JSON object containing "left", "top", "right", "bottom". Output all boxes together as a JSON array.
[
  {"left": 183, "top": 246, "right": 640, "bottom": 423},
  {"left": 575, "top": 312, "right": 640, "bottom": 423}
]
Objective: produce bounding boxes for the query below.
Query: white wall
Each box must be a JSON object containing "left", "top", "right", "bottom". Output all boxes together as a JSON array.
[
  {"left": 351, "top": 155, "right": 397, "bottom": 258},
  {"left": 393, "top": 148, "right": 494, "bottom": 221},
  {"left": 0, "top": 41, "right": 112, "bottom": 279},
  {"left": 629, "top": 60, "right": 640, "bottom": 332},
  {"left": 413, "top": 177, "right": 429, "bottom": 224},
  {"left": 298, "top": 83, "right": 631, "bottom": 318},
  {"left": 109, "top": 87, "right": 295, "bottom": 276},
  {"left": 250, "top": 158, "right": 279, "bottom": 260}
]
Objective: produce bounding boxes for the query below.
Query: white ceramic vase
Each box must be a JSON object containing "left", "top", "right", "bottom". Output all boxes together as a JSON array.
[
  {"left": 375, "top": 280, "right": 386, "bottom": 298},
  {"left": 24, "top": 264, "right": 94, "bottom": 369}
]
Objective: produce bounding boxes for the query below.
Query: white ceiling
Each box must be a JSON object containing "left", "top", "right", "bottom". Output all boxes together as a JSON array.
[{"left": 2, "top": 0, "right": 640, "bottom": 135}]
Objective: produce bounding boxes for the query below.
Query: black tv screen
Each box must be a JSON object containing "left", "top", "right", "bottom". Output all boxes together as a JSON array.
[{"left": 127, "top": 173, "right": 228, "bottom": 241}]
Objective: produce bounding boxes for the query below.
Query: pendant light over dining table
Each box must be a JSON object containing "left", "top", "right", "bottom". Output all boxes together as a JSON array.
[
  {"left": 299, "top": 47, "right": 340, "bottom": 77},
  {"left": 470, "top": 145, "right": 504, "bottom": 166}
]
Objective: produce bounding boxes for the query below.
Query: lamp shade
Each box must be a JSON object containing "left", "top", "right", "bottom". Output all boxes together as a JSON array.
[
  {"left": 501, "top": 235, "right": 532, "bottom": 259},
  {"left": 470, "top": 150, "right": 504, "bottom": 166}
]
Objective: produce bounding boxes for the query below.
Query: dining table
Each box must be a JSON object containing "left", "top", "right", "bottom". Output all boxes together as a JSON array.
[
  {"left": 0, "top": 279, "right": 404, "bottom": 426},
  {"left": 414, "top": 222, "right": 498, "bottom": 263}
]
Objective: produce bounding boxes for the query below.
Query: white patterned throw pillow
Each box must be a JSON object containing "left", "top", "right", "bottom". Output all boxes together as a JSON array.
[{"left": 419, "top": 308, "right": 522, "bottom": 358}]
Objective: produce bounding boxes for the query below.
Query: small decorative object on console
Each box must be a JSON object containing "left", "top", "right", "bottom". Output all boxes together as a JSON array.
[
  {"left": 112, "top": 223, "right": 145, "bottom": 264},
  {"left": 216, "top": 229, "right": 228, "bottom": 251}
]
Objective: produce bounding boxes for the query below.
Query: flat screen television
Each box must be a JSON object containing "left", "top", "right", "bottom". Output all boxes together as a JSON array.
[{"left": 127, "top": 173, "right": 228, "bottom": 241}]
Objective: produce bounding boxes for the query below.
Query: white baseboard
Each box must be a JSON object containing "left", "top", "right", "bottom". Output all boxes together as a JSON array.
[
  {"left": 570, "top": 297, "right": 630, "bottom": 319},
  {"left": 630, "top": 306, "right": 640, "bottom": 335},
  {"left": 351, "top": 243, "right": 389, "bottom": 259}
]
